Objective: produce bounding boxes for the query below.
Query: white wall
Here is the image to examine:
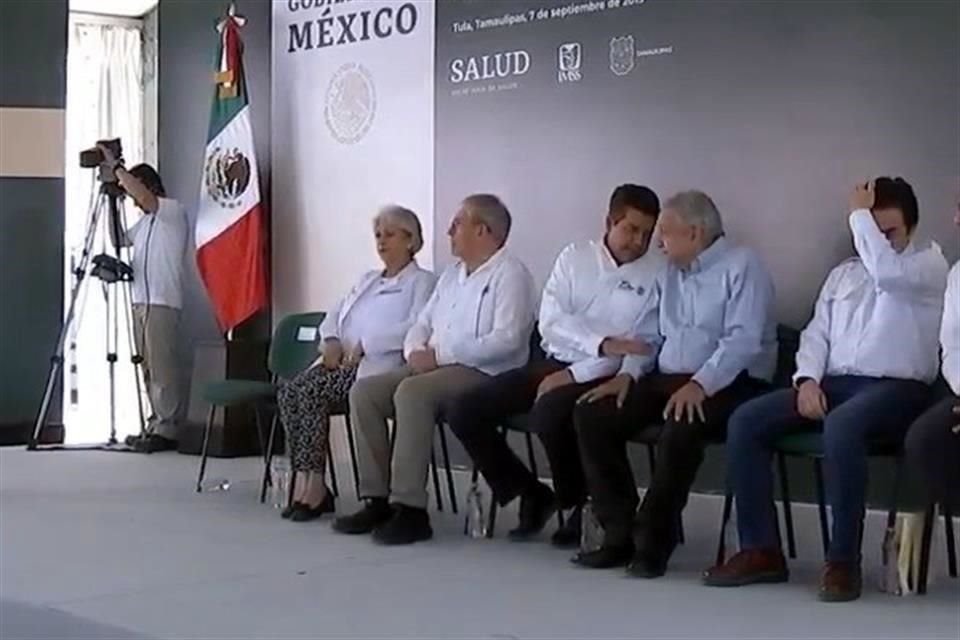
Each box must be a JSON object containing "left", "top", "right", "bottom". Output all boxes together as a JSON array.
[{"left": 271, "top": 1, "right": 435, "bottom": 319}]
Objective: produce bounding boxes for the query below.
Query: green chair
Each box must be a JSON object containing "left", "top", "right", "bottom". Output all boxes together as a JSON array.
[
  {"left": 774, "top": 431, "right": 957, "bottom": 582},
  {"left": 195, "top": 312, "right": 360, "bottom": 502}
]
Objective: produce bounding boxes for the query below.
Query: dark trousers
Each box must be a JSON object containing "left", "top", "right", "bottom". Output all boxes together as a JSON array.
[
  {"left": 906, "top": 395, "right": 960, "bottom": 507},
  {"left": 574, "top": 373, "right": 762, "bottom": 549},
  {"left": 728, "top": 376, "right": 932, "bottom": 563},
  {"left": 446, "top": 359, "right": 600, "bottom": 508}
]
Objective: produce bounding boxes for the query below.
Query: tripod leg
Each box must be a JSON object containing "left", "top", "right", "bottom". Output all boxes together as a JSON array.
[
  {"left": 31, "top": 190, "right": 105, "bottom": 449},
  {"left": 106, "top": 279, "right": 119, "bottom": 445}
]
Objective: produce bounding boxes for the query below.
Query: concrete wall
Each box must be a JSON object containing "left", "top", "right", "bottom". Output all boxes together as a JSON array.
[{"left": 0, "top": 0, "right": 68, "bottom": 443}]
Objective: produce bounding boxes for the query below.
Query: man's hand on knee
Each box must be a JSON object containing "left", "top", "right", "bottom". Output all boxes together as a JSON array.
[{"left": 578, "top": 373, "right": 632, "bottom": 409}]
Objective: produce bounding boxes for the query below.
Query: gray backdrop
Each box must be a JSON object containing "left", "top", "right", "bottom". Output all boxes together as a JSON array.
[{"left": 435, "top": 0, "right": 960, "bottom": 330}]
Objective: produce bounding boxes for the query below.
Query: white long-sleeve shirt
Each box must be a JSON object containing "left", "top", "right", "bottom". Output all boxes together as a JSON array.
[
  {"left": 621, "top": 237, "right": 778, "bottom": 396},
  {"left": 319, "top": 261, "right": 436, "bottom": 379},
  {"left": 538, "top": 240, "right": 664, "bottom": 383},
  {"left": 403, "top": 249, "right": 537, "bottom": 376},
  {"left": 940, "top": 261, "right": 960, "bottom": 395},
  {"left": 794, "top": 209, "right": 949, "bottom": 386}
]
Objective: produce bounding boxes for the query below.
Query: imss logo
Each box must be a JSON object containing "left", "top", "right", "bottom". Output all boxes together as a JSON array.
[{"left": 557, "top": 42, "right": 582, "bottom": 83}]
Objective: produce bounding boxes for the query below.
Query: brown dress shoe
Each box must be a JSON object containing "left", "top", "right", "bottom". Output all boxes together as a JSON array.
[
  {"left": 819, "top": 562, "right": 862, "bottom": 602},
  {"left": 702, "top": 549, "right": 789, "bottom": 587}
]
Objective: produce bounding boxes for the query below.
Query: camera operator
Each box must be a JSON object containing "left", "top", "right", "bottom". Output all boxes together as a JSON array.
[{"left": 98, "top": 143, "right": 188, "bottom": 453}]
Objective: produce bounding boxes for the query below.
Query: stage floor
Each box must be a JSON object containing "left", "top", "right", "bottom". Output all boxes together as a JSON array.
[{"left": 1, "top": 447, "right": 957, "bottom": 639}]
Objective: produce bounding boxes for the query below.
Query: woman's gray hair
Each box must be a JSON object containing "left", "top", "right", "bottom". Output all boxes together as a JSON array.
[
  {"left": 463, "top": 193, "right": 512, "bottom": 247},
  {"left": 373, "top": 205, "right": 424, "bottom": 255},
  {"left": 664, "top": 190, "right": 724, "bottom": 242}
]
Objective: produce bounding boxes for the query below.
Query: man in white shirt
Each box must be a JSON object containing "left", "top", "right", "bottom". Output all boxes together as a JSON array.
[
  {"left": 333, "top": 194, "right": 537, "bottom": 545},
  {"left": 446, "top": 185, "right": 663, "bottom": 547},
  {"left": 704, "top": 178, "right": 949, "bottom": 603},
  {"left": 906, "top": 198, "right": 960, "bottom": 511},
  {"left": 99, "top": 144, "right": 188, "bottom": 453},
  {"left": 573, "top": 190, "right": 777, "bottom": 578}
]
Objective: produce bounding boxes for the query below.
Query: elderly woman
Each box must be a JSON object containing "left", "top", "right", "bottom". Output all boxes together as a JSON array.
[{"left": 277, "top": 206, "right": 435, "bottom": 521}]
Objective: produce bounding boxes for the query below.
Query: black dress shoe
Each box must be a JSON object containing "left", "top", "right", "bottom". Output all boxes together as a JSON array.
[
  {"left": 132, "top": 434, "right": 178, "bottom": 453},
  {"left": 290, "top": 493, "right": 336, "bottom": 522},
  {"left": 626, "top": 548, "right": 668, "bottom": 579},
  {"left": 372, "top": 505, "right": 433, "bottom": 545},
  {"left": 508, "top": 483, "right": 556, "bottom": 541},
  {"left": 281, "top": 502, "right": 304, "bottom": 519},
  {"left": 332, "top": 498, "right": 392, "bottom": 534},
  {"left": 551, "top": 506, "right": 582, "bottom": 548},
  {"left": 571, "top": 544, "right": 634, "bottom": 569}
]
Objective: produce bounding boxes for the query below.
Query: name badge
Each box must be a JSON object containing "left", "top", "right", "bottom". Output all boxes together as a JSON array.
[
  {"left": 616, "top": 280, "right": 645, "bottom": 296},
  {"left": 377, "top": 286, "right": 403, "bottom": 295}
]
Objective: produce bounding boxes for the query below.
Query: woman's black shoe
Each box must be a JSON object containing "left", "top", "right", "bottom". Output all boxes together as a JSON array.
[{"left": 290, "top": 493, "right": 336, "bottom": 522}]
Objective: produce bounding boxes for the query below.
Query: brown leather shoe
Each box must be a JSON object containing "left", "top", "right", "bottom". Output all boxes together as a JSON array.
[
  {"left": 702, "top": 549, "right": 789, "bottom": 587},
  {"left": 818, "top": 562, "right": 862, "bottom": 602}
]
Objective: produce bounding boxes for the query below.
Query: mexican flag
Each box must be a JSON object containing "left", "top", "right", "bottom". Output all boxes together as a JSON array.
[{"left": 195, "top": 4, "right": 267, "bottom": 332}]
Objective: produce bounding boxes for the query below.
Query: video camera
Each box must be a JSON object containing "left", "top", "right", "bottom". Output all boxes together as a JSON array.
[{"left": 79, "top": 138, "right": 122, "bottom": 169}]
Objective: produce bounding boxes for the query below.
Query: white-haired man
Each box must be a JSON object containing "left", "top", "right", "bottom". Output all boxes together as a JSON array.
[
  {"left": 333, "top": 194, "right": 537, "bottom": 545},
  {"left": 574, "top": 190, "right": 777, "bottom": 578}
]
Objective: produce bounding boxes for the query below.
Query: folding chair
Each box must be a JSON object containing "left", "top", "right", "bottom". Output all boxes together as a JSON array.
[
  {"left": 194, "top": 312, "right": 361, "bottom": 502},
  {"left": 774, "top": 432, "right": 957, "bottom": 584}
]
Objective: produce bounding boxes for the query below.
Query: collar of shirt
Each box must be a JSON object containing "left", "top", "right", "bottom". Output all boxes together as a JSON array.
[
  {"left": 596, "top": 238, "right": 619, "bottom": 271},
  {"left": 457, "top": 247, "right": 506, "bottom": 284},
  {"left": 380, "top": 259, "right": 419, "bottom": 284},
  {"left": 686, "top": 236, "right": 730, "bottom": 275}
]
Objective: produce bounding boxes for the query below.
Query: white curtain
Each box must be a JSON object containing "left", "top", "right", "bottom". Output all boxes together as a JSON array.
[{"left": 64, "top": 16, "right": 145, "bottom": 444}]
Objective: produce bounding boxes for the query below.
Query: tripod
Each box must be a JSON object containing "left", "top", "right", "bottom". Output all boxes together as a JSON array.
[{"left": 28, "top": 179, "right": 149, "bottom": 451}]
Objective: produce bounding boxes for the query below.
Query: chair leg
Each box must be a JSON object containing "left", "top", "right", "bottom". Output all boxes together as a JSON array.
[
  {"left": 438, "top": 423, "right": 458, "bottom": 514},
  {"left": 917, "top": 504, "right": 936, "bottom": 594},
  {"left": 287, "top": 465, "right": 297, "bottom": 508},
  {"left": 776, "top": 452, "right": 797, "bottom": 559},
  {"left": 715, "top": 490, "right": 734, "bottom": 566},
  {"left": 328, "top": 448, "right": 340, "bottom": 498},
  {"left": 343, "top": 412, "right": 361, "bottom": 499},
  {"left": 524, "top": 432, "right": 539, "bottom": 478},
  {"left": 260, "top": 413, "right": 280, "bottom": 504},
  {"left": 943, "top": 502, "right": 957, "bottom": 578},
  {"left": 813, "top": 458, "right": 830, "bottom": 557},
  {"left": 464, "top": 467, "right": 478, "bottom": 535},
  {"left": 487, "top": 494, "right": 498, "bottom": 539},
  {"left": 879, "top": 457, "right": 904, "bottom": 557},
  {"left": 430, "top": 447, "right": 444, "bottom": 512},
  {"left": 196, "top": 405, "right": 216, "bottom": 493},
  {"left": 253, "top": 405, "right": 267, "bottom": 465}
]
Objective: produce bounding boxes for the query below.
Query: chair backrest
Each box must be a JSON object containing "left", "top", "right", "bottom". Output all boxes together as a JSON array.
[
  {"left": 773, "top": 324, "right": 801, "bottom": 388},
  {"left": 268, "top": 312, "right": 327, "bottom": 380}
]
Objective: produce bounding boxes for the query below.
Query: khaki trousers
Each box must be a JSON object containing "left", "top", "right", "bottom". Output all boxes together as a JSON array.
[
  {"left": 133, "top": 304, "right": 182, "bottom": 440},
  {"left": 350, "top": 365, "right": 489, "bottom": 509}
]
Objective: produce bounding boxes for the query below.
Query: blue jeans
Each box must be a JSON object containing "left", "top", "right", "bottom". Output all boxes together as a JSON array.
[{"left": 727, "top": 375, "right": 931, "bottom": 563}]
